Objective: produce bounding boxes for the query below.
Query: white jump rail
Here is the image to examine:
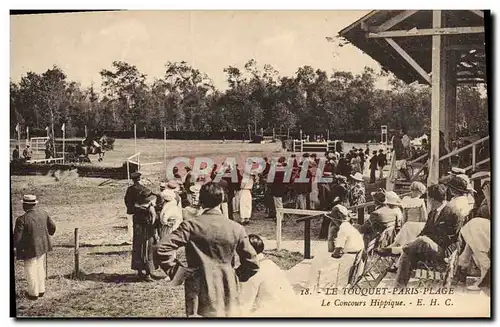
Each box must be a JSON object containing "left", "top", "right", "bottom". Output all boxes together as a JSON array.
[{"left": 126, "top": 152, "right": 165, "bottom": 185}]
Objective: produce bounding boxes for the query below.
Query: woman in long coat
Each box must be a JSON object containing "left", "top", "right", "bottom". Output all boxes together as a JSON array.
[
  {"left": 154, "top": 182, "right": 260, "bottom": 317},
  {"left": 124, "top": 173, "right": 158, "bottom": 282}
]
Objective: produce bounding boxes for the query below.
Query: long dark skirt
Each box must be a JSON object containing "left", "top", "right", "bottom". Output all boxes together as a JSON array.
[{"left": 131, "top": 223, "right": 157, "bottom": 273}]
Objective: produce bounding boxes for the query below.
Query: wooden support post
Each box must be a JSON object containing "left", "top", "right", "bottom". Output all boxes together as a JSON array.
[
  {"left": 304, "top": 219, "right": 311, "bottom": 259},
  {"left": 326, "top": 129, "right": 329, "bottom": 141},
  {"left": 357, "top": 207, "right": 365, "bottom": 225},
  {"left": 260, "top": 127, "right": 263, "bottom": 137},
  {"left": 428, "top": 10, "right": 442, "bottom": 186},
  {"left": 272, "top": 128, "right": 275, "bottom": 140},
  {"left": 287, "top": 128, "right": 290, "bottom": 140},
  {"left": 74, "top": 228, "right": 80, "bottom": 279}
]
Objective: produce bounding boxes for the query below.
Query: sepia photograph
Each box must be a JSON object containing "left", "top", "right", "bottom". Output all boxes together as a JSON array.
[{"left": 9, "top": 9, "right": 491, "bottom": 318}]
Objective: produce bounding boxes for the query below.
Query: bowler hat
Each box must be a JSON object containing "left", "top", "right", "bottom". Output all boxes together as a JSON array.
[{"left": 22, "top": 194, "right": 38, "bottom": 205}]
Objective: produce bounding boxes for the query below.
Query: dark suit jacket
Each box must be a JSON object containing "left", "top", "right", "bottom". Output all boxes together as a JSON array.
[
  {"left": 418, "top": 204, "right": 461, "bottom": 250},
  {"left": 270, "top": 169, "right": 288, "bottom": 198},
  {"left": 14, "top": 208, "right": 56, "bottom": 260},
  {"left": 154, "top": 209, "right": 259, "bottom": 317}
]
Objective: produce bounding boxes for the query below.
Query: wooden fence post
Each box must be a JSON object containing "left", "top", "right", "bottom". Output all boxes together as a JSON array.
[
  {"left": 74, "top": 228, "right": 80, "bottom": 279},
  {"left": 357, "top": 207, "right": 365, "bottom": 225}
]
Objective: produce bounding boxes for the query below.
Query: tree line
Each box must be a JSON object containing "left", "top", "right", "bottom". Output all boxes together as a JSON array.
[{"left": 10, "top": 59, "right": 489, "bottom": 140}]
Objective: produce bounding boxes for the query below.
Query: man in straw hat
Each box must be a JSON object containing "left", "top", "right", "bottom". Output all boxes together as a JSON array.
[
  {"left": 154, "top": 182, "right": 259, "bottom": 317},
  {"left": 124, "top": 172, "right": 160, "bottom": 282},
  {"left": 14, "top": 195, "right": 56, "bottom": 300},
  {"left": 394, "top": 184, "right": 462, "bottom": 286},
  {"left": 306, "top": 204, "right": 364, "bottom": 292}
]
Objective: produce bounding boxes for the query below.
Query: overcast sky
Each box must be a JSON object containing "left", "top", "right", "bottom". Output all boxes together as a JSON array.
[{"left": 10, "top": 10, "right": 389, "bottom": 91}]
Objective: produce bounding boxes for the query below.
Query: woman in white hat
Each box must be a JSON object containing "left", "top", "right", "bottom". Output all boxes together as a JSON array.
[
  {"left": 348, "top": 172, "right": 366, "bottom": 207},
  {"left": 158, "top": 189, "right": 183, "bottom": 239},
  {"left": 305, "top": 205, "right": 364, "bottom": 292}
]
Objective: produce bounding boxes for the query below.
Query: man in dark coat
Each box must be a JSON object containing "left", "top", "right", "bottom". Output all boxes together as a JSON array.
[
  {"left": 377, "top": 149, "right": 387, "bottom": 179},
  {"left": 154, "top": 183, "right": 260, "bottom": 317},
  {"left": 124, "top": 172, "right": 158, "bottom": 281},
  {"left": 269, "top": 159, "right": 289, "bottom": 220},
  {"left": 13, "top": 195, "right": 56, "bottom": 300},
  {"left": 369, "top": 150, "right": 378, "bottom": 183},
  {"left": 12, "top": 145, "right": 20, "bottom": 161},
  {"left": 394, "top": 184, "right": 461, "bottom": 287}
]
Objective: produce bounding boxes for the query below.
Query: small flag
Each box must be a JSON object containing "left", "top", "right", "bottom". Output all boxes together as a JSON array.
[
  {"left": 45, "top": 126, "right": 49, "bottom": 132},
  {"left": 61, "top": 123, "right": 65, "bottom": 132},
  {"left": 15, "top": 123, "right": 20, "bottom": 132}
]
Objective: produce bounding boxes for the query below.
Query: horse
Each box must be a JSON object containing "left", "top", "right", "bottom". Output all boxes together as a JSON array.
[{"left": 82, "top": 137, "right": 105, "bottom": 162}]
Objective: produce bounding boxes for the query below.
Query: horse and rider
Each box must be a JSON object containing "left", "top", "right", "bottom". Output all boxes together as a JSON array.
[{"left": 79, "top": 135, "right": 106, "bottom": 162}]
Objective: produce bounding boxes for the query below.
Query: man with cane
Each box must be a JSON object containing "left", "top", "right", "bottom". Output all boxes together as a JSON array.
[{"left": 13, "top": 195, "right": 56, "bottom": 300}]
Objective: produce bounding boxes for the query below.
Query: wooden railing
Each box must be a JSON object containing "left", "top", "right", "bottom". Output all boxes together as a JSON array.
[
  {"left": 280, "top": 166, "right": 489, "bottom": 259},
  {"left": 409, "top": 136, "right": 490, "bottom": 182}
]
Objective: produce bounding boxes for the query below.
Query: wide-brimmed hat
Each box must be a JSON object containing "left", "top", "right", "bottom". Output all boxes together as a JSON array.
[
  {"left": 130, "top": 172, "right": 141, "bottom": 181},
  {"left": 446, "top": 175, "right": 469, "bottom": 194},
  {"left": 349, "top": 172, "right": 364, "bottom": 182},
  {"left": 167, "top": 180, "right": 180, "bottom": 191},
  {"left": 190, "top": 183, "right": 202, "bottom": 193},
  {"left": 385, "top": 191, "right": 402, "bottom": 206},
  {"left": 22, "top": 194, "right": 38, "bottom": 205},
  {"left": 325, "top": 204, "right": 349, "bottom": 222}
]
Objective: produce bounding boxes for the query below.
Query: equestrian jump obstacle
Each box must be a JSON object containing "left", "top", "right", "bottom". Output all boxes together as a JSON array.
[
  {"left": 291, "top": 140, "right": 344, "bottom": 153},
  {"left": 126, "top": 127, "right": 168, "bottom": 184}
]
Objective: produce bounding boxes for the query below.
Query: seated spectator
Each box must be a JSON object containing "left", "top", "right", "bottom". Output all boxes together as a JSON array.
[
  {"left": 306, "top": 205, "right": 364, "bottom": 292},
  {"left": 358, "top": 190, "right": 400, "bottom": 246},
  {"left": 446, "top": 175, "right": 474, "bottom": 222},
  {"left": 239, "top": 234, "right": 295, "bottom": 315},
  {"left": 456, "top": 217, "right": 490, "bottom": 291},
  {"left": 401, "top": 181, "right": 427, "bottom": 224},
  {"left": 394, "top": 184, "right": 460, "bottom": 287}
]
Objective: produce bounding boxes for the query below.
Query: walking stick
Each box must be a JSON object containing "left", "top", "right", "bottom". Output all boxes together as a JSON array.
[{"left": 45, "top": 251, "right": 48, "bottom": 280}]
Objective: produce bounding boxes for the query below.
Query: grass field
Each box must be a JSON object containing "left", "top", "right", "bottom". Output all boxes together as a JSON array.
[{"left": 11, "top": 139, "right": 316, "bottom": 317}]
